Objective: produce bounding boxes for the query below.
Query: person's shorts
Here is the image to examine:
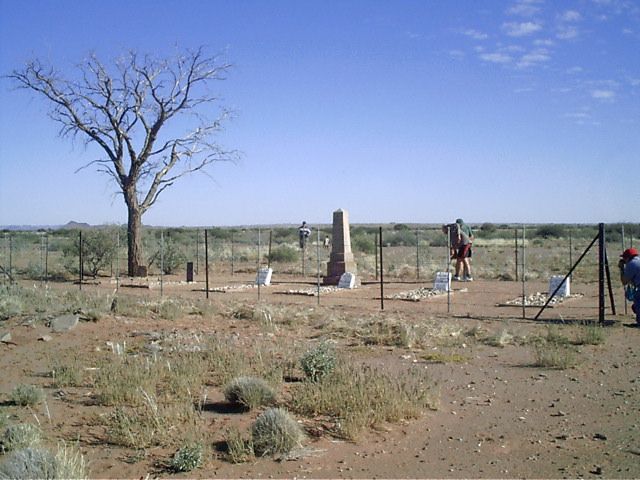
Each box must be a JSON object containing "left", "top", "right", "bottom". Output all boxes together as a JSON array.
[{"left": 456, "top": 244, "right": 471, "bottom": 259}]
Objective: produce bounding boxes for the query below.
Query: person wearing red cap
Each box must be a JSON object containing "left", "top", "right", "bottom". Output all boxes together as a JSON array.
[{"left": 619, "top": 247, "right": 640, "bottom": 326}]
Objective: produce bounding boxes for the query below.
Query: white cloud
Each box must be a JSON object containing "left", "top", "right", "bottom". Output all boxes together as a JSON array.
[
  {"left": 591, "top": 89, "right": 616, "bottom": 100},
  {"left": 534, "top": 38, "right": 555, "bottom": 46},
  {"left": 449, "top": 49, "right": 465, "bottom": 59},
  {"left": 557, "top": 26, "right": 579, "bottom": 39},
  {"left": 507, "top": 0, "right": 542, "bottom": 17},
  {"left": 559, "top": 10, "right": 582, "bottom": 22},
  {"left": 517, "top": 48, "right": 551, "bottom": 68},
  {"left": 566, "top": 66, "right": 583, "bottom": 74},
  {"left": 503, "top": 21, "right": 543, "bottom": 37},
  {"left": 461, "top": 28, "right": 488, "bottom": 40},
  {"left": 564, "top": 112, "right": 591, "bottom": 119},
  {"left": 479, "top": 52, "right": 513, "bottom": 64}
]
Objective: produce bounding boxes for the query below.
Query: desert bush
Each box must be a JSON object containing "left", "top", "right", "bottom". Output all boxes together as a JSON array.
[
  {"left": 152, "top": 299, "right": 184, "bottom": 320},
  {"left": 480, "top": 222, "right": 497, "bottom": 234},
  {"left": 225, "top": 427, "right": 254, "bottom": 463},
  {"left": 300, "top": 341, "right": 336, "bottom": 382},
  {"left": 169, "top": 442, "right": 204, "bottom": 472},
  {"left": 535, "top": 224, "right": 566, "bottom": 239},
  {"left": 224, "top": 376, "right": 276, "bottom": 410},
  {"left": 251, "top": 408, "right": 305, "bottom": 457},
  {"left": 106, "top": 404, "right": 164, "bottom": 449},
  {"left": 420, "top": 352, "right": 467, "bottom": 363},
  {"left": 62, "top": 230, "right": 117, "bottom": 277},
  {"left": 532, "top": 343, "right": 577, "bottom": 369},
  {"left": 291, "top": 361, "right": 436, "bottom": 440},
  {"left": 10, "top": 384, "right": 44, "bottom": 407},
  {"left": 51, "top": 356, "right": 85, "bottom": 388},
  {"left": 162, "top": 352, "right": 208, "bottom": 402},
  {"left": 105, "top": 396, "right": 197, "bottom": 450},
  {"left": 93, "top": 356, "right": 161, "bottom": 407},
  {"left": 483, "top": 329, "right": 514, "bottom": 348},
  {"left": 2, "top": 423, "right": 42, "bottom": 452},
  {"left": 574, "top": 323, "right": 606, "bottom": 346},
  {"left": 352, "top": 235, "right": 376, "bottom": 254},
  {"left": 0, "top": 444, "right": 87, "bottom": 479},
  {"left": 108, "top": 294, "right": 148, "bottom": 317},
  {"left": 52, "top": 442, "right": 88, "bottom": 479},
  {"left": 0, "top": 288, "right": 23, "bottom": 320},
  {"left": 266, "top": 246, "right": 298, "bottom": 263},
  {"left": 147, "top": 237, "right": 186, "bottom": 274}
]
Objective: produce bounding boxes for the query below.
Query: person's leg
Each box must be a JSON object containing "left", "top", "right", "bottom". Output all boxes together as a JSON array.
[
  {"left": 634, "top": 290, "right": 640, "bottom": 325},
  {"left": 460, "top": 245, "right": 472, "bottom": 280},
  {"left": 463, "top": 258, "right": 472, "bottom": 279},
  {"left": 454, "top": 247, "right": 463, "bottom": 279}
]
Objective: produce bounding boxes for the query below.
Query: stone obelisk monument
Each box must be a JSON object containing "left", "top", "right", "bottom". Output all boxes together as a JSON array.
[{"left": 324, "top": 208, "right": 358, "bottom": 285}]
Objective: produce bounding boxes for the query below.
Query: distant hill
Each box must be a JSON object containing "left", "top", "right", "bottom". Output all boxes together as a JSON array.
[{"left": 60, "top": 221, "right": 92, "bottom": 230}]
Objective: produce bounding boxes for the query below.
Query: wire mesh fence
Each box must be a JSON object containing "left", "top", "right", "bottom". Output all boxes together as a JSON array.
[{"left": 1, "top": 224, "right": 637, "bottom": 322}]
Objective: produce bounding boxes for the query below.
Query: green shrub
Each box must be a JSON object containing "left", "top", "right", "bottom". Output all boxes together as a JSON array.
[
  {"left": 225, "top": 427, "right": 254, "bottom": 463},
  {"left": 532, "top": 343, "right": 577, "bottom": 369},
  {"left": 0, "top": 444, "right": 87, "bottom": 479},
  {"left": 266, "top": 246, "right": 298, "bottom": 263},
  {"left": 574, "top": 323, "right": 606, "bottom": 346},
  {"left": 62, "top": 230, "right": 117, "bottom": 277},
  {"left": 251, "top": 408, "right": 304, "bottom": 457},
  {"left": 224, "top": 377, "right": 276, "bottom": 410},
  {"left": 291, "top": 361, "right": 436, "bottom": 440},
  {"left": 300, "top": 341, "right": 336, "bottom": 382},
  {"left": 352, "top": 235, "right": 376, "bottom": 254},
  {"left": 535, "top": 224, "right": 566, "bottom": 239},
  {"left": 10, "top": 384, "right": 45, "bottom": 407},
  {"left": 0, "top": 292, "right": 22, "bottom": 320},
  {"left": 147, "top": 237, "right": 186, "bottom": 274},
  {"left": 2, "top": 423, "right": 42, "bottom": 452},
  {"left": 51, "top": 357, "right": 84, "bottom": 388},
  {"left": 169, "top": 442, "right": 203, "bottom": 473}
]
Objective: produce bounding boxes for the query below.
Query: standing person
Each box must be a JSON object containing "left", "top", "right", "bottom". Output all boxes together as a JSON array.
[
  {"left": 456, "top": 218, "right": 474, "bottom": 281},
  {"left": 442, "top": 223, "right": 471, "bottom": 281},
  {"left": 298, "top": 221, "right": 311, "bottom": 249},
  {"left": 619, "top": 247, "right": 640, "bottom": 326}
]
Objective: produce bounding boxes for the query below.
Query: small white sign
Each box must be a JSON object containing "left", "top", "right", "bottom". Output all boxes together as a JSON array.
[
  {"left": 338, "top": 272, "right": 356, "bottom": 289},
  {"left": 256, "top": 268, "right": 273, "bottom": 286},
  {"left": 549, "top": 275, "right": 570, "bottom": 297},
  {"left": 434, "top": 271, "right": 451, "bottom": 292}
]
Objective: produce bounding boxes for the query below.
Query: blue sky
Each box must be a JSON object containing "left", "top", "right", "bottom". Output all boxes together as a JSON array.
[{"left": 0, "top": 0, "right": 638, "bottom": 227}]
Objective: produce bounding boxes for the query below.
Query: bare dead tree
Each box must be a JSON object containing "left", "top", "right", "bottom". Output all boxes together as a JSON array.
[{"left": 8, "top": 47, "right": 237, "bottom": 276}]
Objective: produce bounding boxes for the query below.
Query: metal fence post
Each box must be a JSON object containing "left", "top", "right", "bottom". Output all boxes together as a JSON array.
[
  {"left": 379, "top": 227, "right": 384, "bottom": 311},
  {"left": 598, "top": 223, "right": 605, "bottom": 323}
]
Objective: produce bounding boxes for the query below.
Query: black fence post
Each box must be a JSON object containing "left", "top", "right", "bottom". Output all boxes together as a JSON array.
[
  {"left": 79, "top": 231, "right": 83, "bottom": 291},
  {"left": 598, "top": 223, "right": 605, "bottom": 323}
]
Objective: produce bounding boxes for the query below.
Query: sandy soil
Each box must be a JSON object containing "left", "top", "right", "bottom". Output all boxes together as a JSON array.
[{"left": 1, "top": 274, "right": 638, "bottom": 479}]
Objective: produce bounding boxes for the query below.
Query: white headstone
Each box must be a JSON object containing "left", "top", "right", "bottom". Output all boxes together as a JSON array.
[
  {"left": 338, "top": 272, "right": 356, "bottom": 289},
  {"left": 256, "top": 268, "right": 273, "bottom": 286},
  {"left": 549, "top": 275, "right": 570, "bottom": 297},
  {"left": 433, "top": 271, "right": 451, "bottom": 292}
]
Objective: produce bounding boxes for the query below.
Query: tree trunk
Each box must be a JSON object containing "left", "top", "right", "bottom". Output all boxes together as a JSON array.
[{"left": 126, "top": 197, "right": 146, "bottom": 277}]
